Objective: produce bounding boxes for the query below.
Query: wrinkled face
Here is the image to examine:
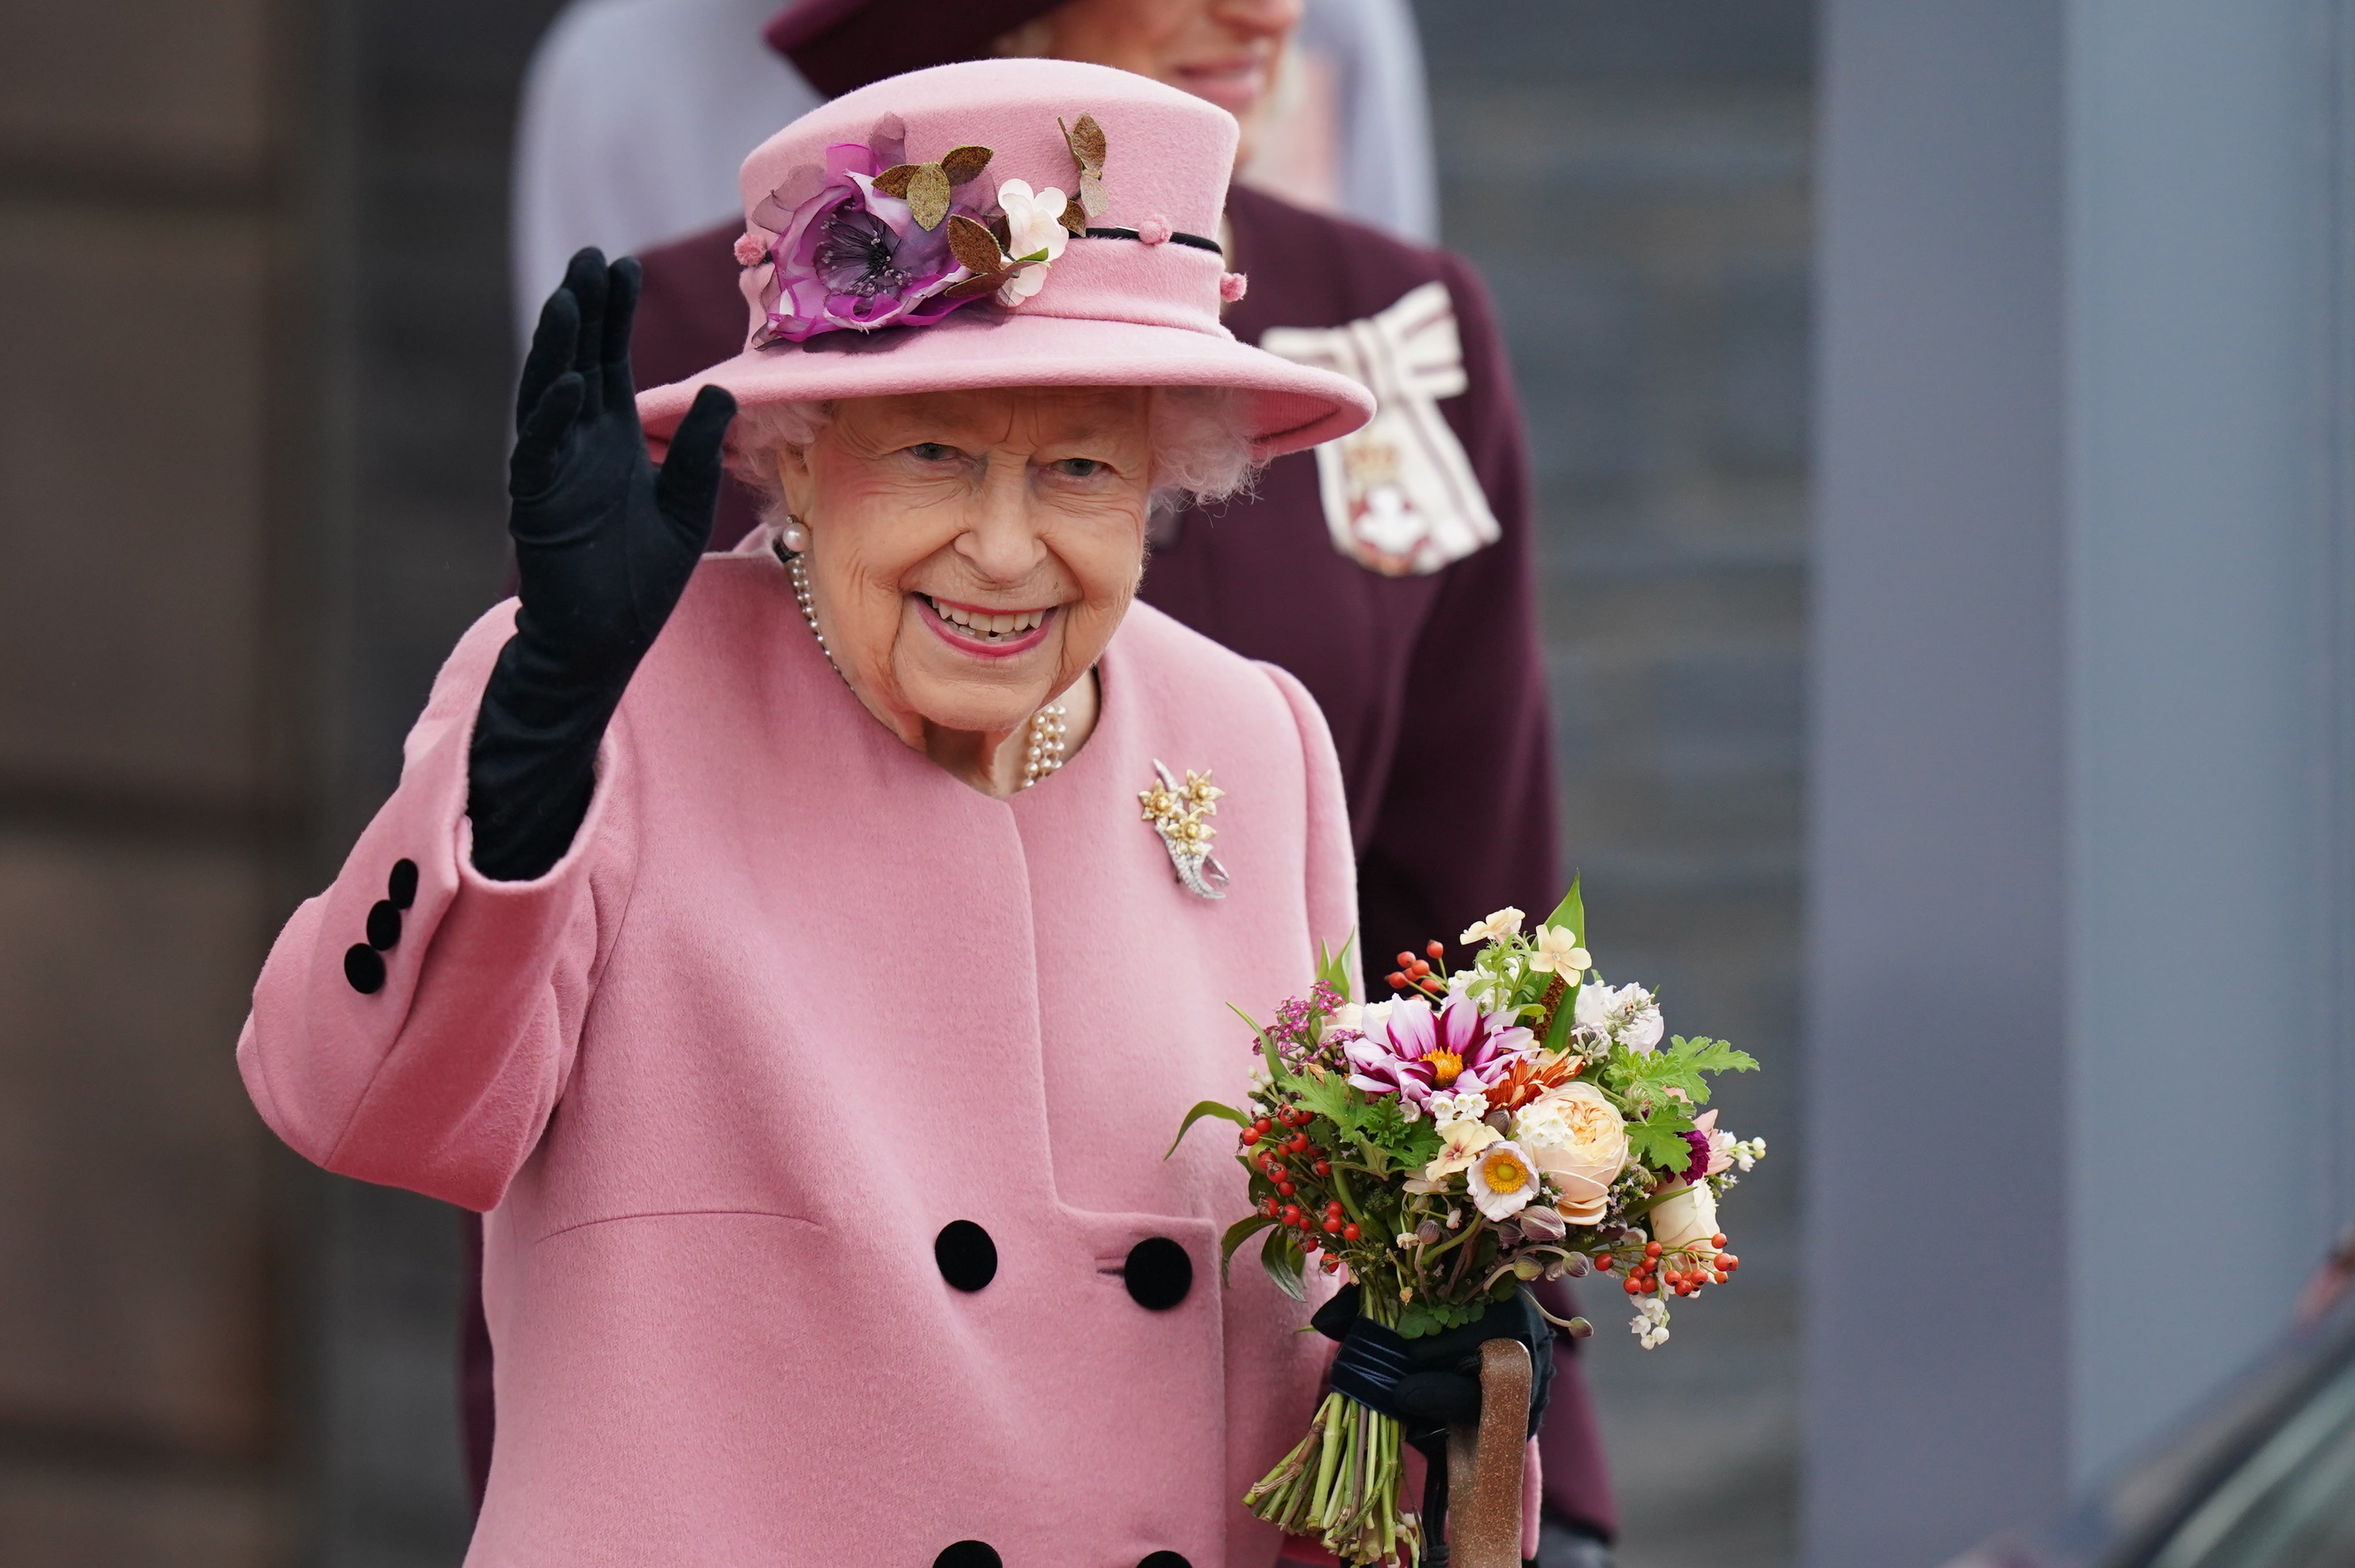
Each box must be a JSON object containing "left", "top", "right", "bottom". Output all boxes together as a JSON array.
[
  {"left": 776, "top": 386, "right": 1154, "bottom": 741},
  {"left": 1039, "top": 0, "right": 1306, "bottom": 160}
]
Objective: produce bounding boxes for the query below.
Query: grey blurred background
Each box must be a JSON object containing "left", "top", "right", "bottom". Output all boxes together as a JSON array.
[{"left": 7, "top": 3, "right": 2353, "bottom": 1567}]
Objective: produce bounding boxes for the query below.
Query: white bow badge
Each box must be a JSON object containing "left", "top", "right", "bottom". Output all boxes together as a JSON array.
[{"left": 1260, "top": 279, "right": 1501, "bottom": 578}]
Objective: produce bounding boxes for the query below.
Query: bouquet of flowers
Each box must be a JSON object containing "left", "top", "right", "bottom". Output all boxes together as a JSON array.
[{"left": 1171, "top": 884, "right": 1765, "bottom": 1567}]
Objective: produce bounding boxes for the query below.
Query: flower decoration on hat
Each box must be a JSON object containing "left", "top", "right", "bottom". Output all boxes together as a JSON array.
[
  {"left": 1057, "top": 113, "right": 1107, "bottom": 236},
  {"left": 735, "top": 107, "right": 1143, "bottom": 348}
]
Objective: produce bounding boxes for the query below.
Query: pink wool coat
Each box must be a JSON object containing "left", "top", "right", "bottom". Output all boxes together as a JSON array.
[{"left": 241, "top": 547, "right": 1379, "bottom": 1566}]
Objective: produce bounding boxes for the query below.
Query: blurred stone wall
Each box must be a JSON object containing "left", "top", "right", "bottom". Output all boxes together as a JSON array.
[
  {"left": 0, "top": 2, "right": 555, "bottom": 1563},
  {"left": 1411, "top": 4, "right": 1813, "bottom": 1565},
  {"left": 319, "top": 5, "right": 566, "bottom": 1564},
  {"left": 0, "top": 2, "right": 309, "bottom": 1562}
]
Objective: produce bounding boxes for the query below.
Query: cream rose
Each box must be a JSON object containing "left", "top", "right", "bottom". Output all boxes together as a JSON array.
[
  {"left": 1649, "top": 1180, "right": 1720, "bottom": 1252},
  {"left": 1513, "top": 1079, "right": 1628, "bottom": 1225}
]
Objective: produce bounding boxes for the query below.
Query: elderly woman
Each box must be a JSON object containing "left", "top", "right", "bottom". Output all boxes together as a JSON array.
[{"left": 238, "top": 58, "right": 1407, "bottom": 1567}]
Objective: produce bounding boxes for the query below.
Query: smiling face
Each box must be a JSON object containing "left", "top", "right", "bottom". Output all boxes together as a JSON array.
[
  {"left": 1034, "top": 0, "right": 1306, "bottom": 162},
  {"left": 775, "top": 386, "right": 1153, "bottom": 755}
]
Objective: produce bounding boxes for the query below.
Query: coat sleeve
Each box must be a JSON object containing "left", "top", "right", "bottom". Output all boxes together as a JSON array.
[
  {"left": 1259, "top": 661, "right": 1363, "bottom": 993},
  {"left": 236, "top": 605, "right": 638, "bottom": 1212},
  {"left": 1356, "top": 252, "right": 1560, "bottom": 971}
]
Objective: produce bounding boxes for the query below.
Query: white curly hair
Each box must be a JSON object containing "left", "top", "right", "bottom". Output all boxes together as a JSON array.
[{"left": 722, "top": 386, "right": 1262, "bottom": 530}]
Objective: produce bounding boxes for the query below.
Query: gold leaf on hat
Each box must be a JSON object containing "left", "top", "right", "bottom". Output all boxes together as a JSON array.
[
  {"left": 939, "top": 145, "right": 994, "bottom": 185},
  {"left": 872, "top": 164, "right": 919, "bottom": 198},
  {"left": 989, "top": 213, "right": 1013, "bottom": 252},
  {"left": 945, "top": 214, "right": 1006, "bottom": 275},
  {"left": 1058, "top": 195, "right": 1088, "bottom": 236},
  {"left": 1063, "top": 112, "right": 1107, "bottom": 171},
  {"left": 906, "top": 163, "right": 952, "bottom": 229},
  {"left": 1077, "top": 167, "right": 1106, "bottom": 220},
  {"left": 941, "top": 270, "right": 1011, "bottom": 302}
]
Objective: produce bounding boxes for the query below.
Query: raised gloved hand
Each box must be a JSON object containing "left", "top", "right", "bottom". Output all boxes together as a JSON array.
[{"left": 467, "top": 248, "right": 737, "bottom": 881}]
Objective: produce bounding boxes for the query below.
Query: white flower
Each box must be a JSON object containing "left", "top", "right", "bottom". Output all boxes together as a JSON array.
[
  {"left": 1459, "top": 907, "right": 1525, "bottom": 946},
  {"left": 1528, "top": 924, "right": 1591, "bottom": 976},
  {"left": 1426, "top": 1089, "right": 1490, "bottom": 1128},
  {"left": 1467, "top": 1141, "right": 1539, "bottom": 1221},
  {"left": 1421, "top": 1119, "right": 1501, "bottom": 1184},
  {"left": 1574, "top": 981, "right": 1664, "bottom": 1054},
  {"left": 993, "top": 179, "right": 1071, "bottom": 305},
  {"left": 1630, "top": 1297, "right": 1671, "bottom": 1350},
  {"left": 1650, "top": 1181, "right": 1720, "bottom": 1252}
]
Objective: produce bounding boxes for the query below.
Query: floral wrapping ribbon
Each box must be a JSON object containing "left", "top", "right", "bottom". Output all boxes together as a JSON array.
[{"left": 1259, "top": 279, "right": 1501, "bottom": 578}]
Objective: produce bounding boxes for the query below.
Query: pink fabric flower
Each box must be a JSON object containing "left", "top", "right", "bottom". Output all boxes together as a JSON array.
[
  {"left": 1219, "top": 271, "right": 1250, "bottom": 302},
  {"left": 734, "top": 230, "right": 772, "bottom": 267},
  {"left": 1137, "top": 215, "right": 1173, "bottom": 245},
  {"left": 749, "top": 141, "right": 983, "bottom": 345}
]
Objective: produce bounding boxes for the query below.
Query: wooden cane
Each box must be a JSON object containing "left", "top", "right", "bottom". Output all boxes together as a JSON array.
[{"left": 1442, "top": 1338, "right": 1532, "bottom": 1568}]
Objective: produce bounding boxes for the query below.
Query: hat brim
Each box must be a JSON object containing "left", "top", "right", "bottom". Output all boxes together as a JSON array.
[{"left": 636, "top": 310, "right": 1374, "bottom": 462}]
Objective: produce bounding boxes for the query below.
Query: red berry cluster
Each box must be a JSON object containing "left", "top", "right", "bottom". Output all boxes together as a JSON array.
[
  {"left": 1385, "top": 940, "right": 1449, "bottom": 1001},
  {"left": 1242, "top": 1106, "right": 1359, "bottom": 1271},
  {"left": 1613, "top": 1235, "right": 1739, "bottom": 1297}
]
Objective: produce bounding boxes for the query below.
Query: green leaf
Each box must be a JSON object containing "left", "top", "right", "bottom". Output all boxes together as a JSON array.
[
  {"left": 1626, "top": 1104, "right": 1699, "bottom": 1171},
  {"left": 1230, "top": 1002, "right": 1289, "bottom": 1086},
  {"left": 1165, "top": 1098, "right": 1248, "bottom": 1159},
  {"left": 1541, "top": 976, "right": 1581, "bottom": 1054},
  {"left": 1317, "top": 931, "right": 1359, "bottom": 1002},
  {"left": 1608, "top": 1035, "right": 1758, "bottom": 1109},
  {"left": 1221, "top": 1213, "right": 1277, "bottom": 1284},
  {"left": 1261, "top": 1228, "right": 1307, "bottom": 1301},
  {"left": 1541, "top": 878, "right": 1586, "bottom": 946}
]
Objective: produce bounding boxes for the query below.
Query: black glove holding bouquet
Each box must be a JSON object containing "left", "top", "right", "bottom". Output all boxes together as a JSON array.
[{"left": 1313, "top": 1282, "right": 1556, "bottom": 1566}]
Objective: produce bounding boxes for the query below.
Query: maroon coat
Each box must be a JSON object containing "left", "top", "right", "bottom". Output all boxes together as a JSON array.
[{"left": 465, "top": 184, "right": 1614, "bottom": 1541}]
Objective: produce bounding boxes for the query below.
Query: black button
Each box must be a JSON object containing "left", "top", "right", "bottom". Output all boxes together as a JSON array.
[
  {"left": 934, "top": 1543, "right": 1000, "bottom": 1568},
  {"left": 934, "top": 1221, "right": 998, "bottom": 1293},
  {"left": 388, "top": 858, "right": 419, "bottom": 910},
  {"left": 366, "top": 900, "right": 401, "bottom": 951},
  {"left": 1139, "top": 1555, "right": 1192, "bottom": 1568},
  {"left": 1123, "top": 1237, "right": 1192, "bottom": 1310},
  {"left": 344, "top": 943, "right": 385, "bottom": 994}
]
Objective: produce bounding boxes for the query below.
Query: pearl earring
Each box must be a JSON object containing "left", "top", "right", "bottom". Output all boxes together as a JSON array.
[{"left": 778, "top": 516, "right": 809, "bottom": 554}]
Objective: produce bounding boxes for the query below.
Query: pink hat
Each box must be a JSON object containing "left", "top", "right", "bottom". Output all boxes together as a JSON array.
[{"left": 635, "top": 58, "right": 1374, "bottom": 460}]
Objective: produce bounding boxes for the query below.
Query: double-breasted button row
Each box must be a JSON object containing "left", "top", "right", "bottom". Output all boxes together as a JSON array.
[
  {"left": 931, "top": 1223, "right": 1194, "bottom": 1309},
  {"left": 343, "top": 859, "right": 419, "bottom": 996},
  {"left": 933, "top": 1547, "right": 1190, "bottom": 1568}
]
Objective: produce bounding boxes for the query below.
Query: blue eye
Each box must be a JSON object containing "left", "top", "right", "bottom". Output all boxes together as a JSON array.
[
  {"left": 908, "top": 442, "right": 958, "bottom": 462},
  {"left": 1053, "top": 458, "right": 1104, "bottom": 478}
]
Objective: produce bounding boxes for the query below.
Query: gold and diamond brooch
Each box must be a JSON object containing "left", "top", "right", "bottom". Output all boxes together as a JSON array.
[{"left": 1140, "top": 761, "right": 1229, "bottom": 900}]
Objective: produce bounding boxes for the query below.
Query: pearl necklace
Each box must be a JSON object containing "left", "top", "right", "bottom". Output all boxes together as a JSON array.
[{"left": 788, "top": 547, "right": 1068, "bottom": 790}]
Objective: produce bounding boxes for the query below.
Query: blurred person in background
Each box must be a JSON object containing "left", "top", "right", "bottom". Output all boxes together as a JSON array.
[
  {"left": 485, "top": 2, "right": 1617, "bottom": 1561},
  {"left": 512, "top": 0, "right": 1436, "bottom": 339}
]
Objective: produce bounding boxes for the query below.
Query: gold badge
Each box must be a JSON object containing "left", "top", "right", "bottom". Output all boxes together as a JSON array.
[{"left": 1140, "top": 761, "right": 1229, "bottom": 900}]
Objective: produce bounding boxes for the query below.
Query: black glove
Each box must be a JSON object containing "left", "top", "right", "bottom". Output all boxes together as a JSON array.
[
  {"left": 1314, "top": 1283, "right": 1557, "bottom": 1566},
  {"left": 467, "top": 248, "right": 737, "bottom": 881}
]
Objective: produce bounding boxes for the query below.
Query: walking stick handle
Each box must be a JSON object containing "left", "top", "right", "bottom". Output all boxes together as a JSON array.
[{"left": 1443, "top": 1338, "right": 1532, "bottom": 1568}]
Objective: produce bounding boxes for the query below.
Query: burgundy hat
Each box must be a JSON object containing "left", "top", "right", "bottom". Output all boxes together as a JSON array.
[
  {"left": 636, "top": 59, "right": 1373, "bottom": 461},
  {"left": 766, "top": 0, "right": 1054, "bottom": 98}
]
